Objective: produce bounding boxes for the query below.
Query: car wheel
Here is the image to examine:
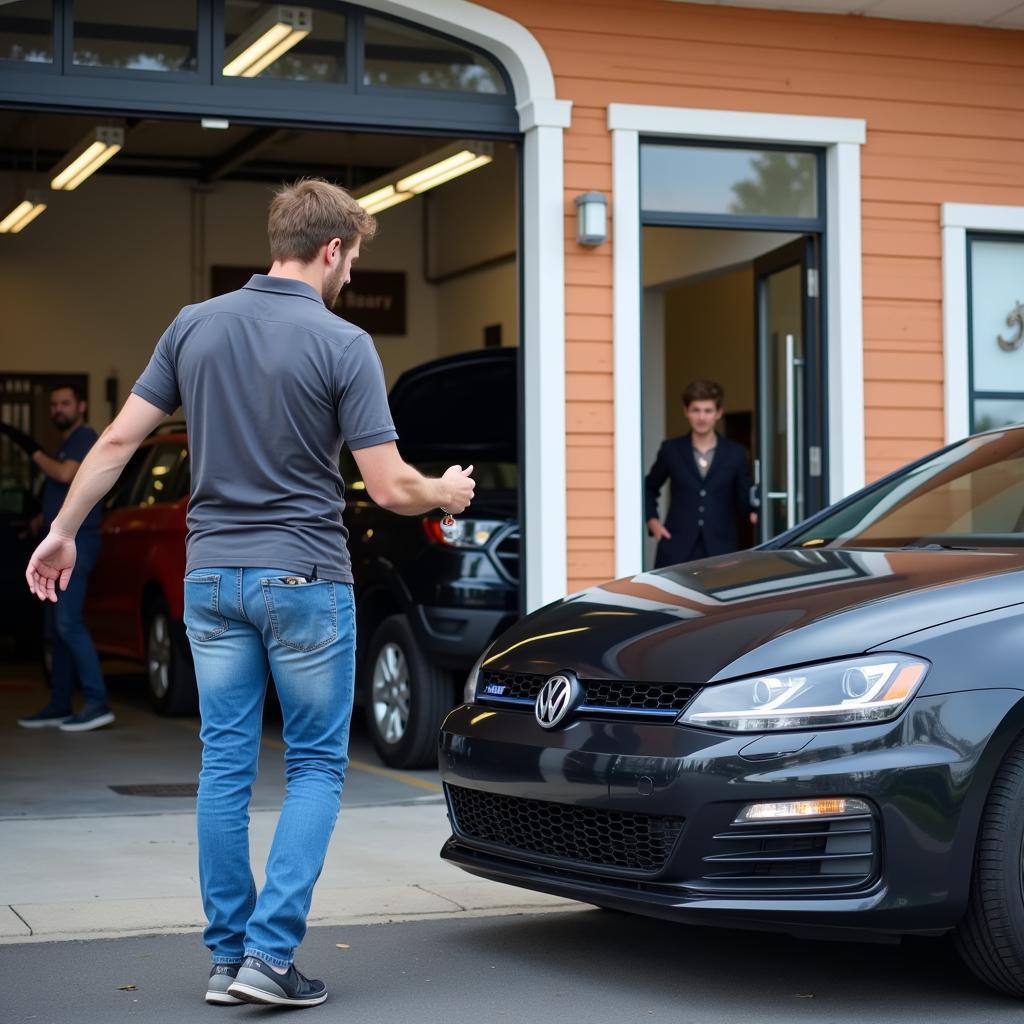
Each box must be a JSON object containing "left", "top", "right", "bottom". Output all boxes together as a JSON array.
[
  {"left": 145, "top": 598, "right": 198, "bottom": 717},
  {"left": 954, "top": 736, "right": 1024, "bottom": 996},
  {"left": 362, "top": 614, "right": 453, "bottom": 770}
]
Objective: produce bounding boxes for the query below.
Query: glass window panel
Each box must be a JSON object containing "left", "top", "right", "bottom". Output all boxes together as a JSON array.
[
  {"left": 223, "top": 1, "right": 345, "bottom": 83},
  {"left": 0, "top": 0, "right": 53, "bottom": 64},
  {"left": 73, "top": 0, "right": 198, "bottom": 72},
  {"left": 363, "top": 16, "right": 505, "bottom": 94},
  {"left": 134, "top": 445, "right": 185, "bottom": 507},
  {"left": 641, "top": 144, "right": 819, "bottom": 219},
  {"left": 973, "top": 398, "right": 1024, "bottom": 434},
  {"left": 970, "top": 238, "right": 1024, "bottom": 394}
]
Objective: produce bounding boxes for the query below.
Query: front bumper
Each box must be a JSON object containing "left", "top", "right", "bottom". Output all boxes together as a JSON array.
[{"left": 439, "top": 690, "right": 1021, "bottom": 938}]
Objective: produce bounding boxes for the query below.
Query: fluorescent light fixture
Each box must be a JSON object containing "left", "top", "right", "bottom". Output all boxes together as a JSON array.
[
  {"left": 201, "top": 118, "right": 231, "bottom": 130},
  {"left": 355, "top": 141, "right": 493, "bottom": 215},
  {"left": 49, "top": 125, "right": 124, "bottom": 191},
  {"left": 0, "top": 191, "right": 47, "bottom": 234},
  {"left": 357, "top": 184, "right": 413, "bottom": 216},
  {"left": 223, "top": 5, "right": 312, "bottom": 78}
]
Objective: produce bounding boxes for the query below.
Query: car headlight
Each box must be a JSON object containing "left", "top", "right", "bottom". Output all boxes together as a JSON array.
[
  {"left": 678, "top": 655, "right": 929, "bottom": 732},
  {"left": 463, "top": 646, "right": 491, "bottom": 704},
  {"left": 422, "top": 517, "right": 504, "bottom": 549}
]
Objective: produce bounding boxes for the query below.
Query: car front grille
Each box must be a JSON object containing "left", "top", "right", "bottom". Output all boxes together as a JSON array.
[
  {"left": 694, "top": 811, "right": 880, "bottom": 895},
  {"left": 491, "top": 528, "right": 520, "bottom": 585},
  {"left": 477, "top": 670, "right": 698, "bottom": 717},
  {"left": 446, "top": 784, "right": 684, "bottom": 875}
]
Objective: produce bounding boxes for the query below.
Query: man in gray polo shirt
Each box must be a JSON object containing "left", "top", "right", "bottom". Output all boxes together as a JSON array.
[{"left": 25, "top": 179, "right": 475, "bottom": 1010}]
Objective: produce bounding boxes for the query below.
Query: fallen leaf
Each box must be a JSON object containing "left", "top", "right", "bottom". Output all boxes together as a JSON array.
[
  {"left": 335, "top": 943, "right": 350, "bottom": 950},
  {"left": 117, "top": 984, "right": 138, "bottom": 991}
]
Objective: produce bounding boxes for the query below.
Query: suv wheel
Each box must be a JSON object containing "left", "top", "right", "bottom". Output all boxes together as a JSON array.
[
  {"left": 146, "top": 597, "right": 199, "bottom": 717},
  {"left": 954, "top": 735, "right": 1024, "bottom": 996},
  {"left": 363, "top": 614, "right": 452, "bottom": 770}
]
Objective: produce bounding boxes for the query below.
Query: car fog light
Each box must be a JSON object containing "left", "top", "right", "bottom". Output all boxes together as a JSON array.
[{"left": 736, "top": 797, "right": 871, "bottom": 823}]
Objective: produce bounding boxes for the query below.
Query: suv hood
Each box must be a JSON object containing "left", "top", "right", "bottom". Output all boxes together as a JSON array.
[{"left": 484, "top": 548, "right": 1024, "bottom": 683}]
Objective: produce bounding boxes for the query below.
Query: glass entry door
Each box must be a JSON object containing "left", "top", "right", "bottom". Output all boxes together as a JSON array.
[{"left": 754, "top": 236, "right": 824, "bottom": 541}]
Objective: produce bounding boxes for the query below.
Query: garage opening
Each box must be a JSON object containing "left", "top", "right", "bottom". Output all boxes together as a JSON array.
[{"left": 0, "top": 1, "right": 523, "bottom": 770}]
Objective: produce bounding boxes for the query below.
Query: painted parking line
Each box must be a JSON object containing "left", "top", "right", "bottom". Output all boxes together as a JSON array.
[{"left": 160, "top": 712, "right": 442, "bottom": 794}]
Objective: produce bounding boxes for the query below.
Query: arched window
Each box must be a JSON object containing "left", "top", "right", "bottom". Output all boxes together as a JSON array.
[{"left": 0, "top": 2, "right": 516, "bottom": 132}]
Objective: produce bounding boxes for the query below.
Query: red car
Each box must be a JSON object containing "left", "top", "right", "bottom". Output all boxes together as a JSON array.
[{"left": 85, "top": 428, "right": 195, "bottom": 714}]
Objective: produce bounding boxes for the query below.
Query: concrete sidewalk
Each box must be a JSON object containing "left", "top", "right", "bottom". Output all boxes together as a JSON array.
[
  {"left": 0, "top": 801, "right": 575, "bottom": 944},
  {"left": 0, "top": 665, "right": 574, "bottom": 945}
]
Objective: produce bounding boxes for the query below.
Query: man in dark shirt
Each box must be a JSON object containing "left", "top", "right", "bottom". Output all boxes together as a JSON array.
[
  {"left": 2, "top": 383, "right": 111, "bottom": 731},
  {"left": 25, "top": 179, "right": 475, "bottom": 1009},
  {"left": 645, "top": 379, "right": 757, "bottom": 568}
]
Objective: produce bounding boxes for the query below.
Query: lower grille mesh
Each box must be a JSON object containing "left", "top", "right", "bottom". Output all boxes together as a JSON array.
[
  {"left": 696, "top": 813, "right": 879, "bottom": 894},
  {"left": 447, "top": 785, "right": 684, "bottom": 874}
]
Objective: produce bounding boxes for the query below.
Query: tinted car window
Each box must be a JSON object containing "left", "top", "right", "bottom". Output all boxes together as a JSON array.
[
  {"left": 791, "top": 430, "right": 1024, "bottom": 548},
  {"left": 105, "top": 447, "right": 150, "bottom": 511},
  {"left": 135, "top": 444, "right": 187, "bottom": 507}
]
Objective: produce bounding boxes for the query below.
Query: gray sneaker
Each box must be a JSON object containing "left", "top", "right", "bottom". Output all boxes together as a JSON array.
[
  {"left": 17, "top": 705, "right": 71, "bottom": 729},
  {"left": 206, "top": 963, "right": 243, "bottom": 1005},
  {"left": 228, "top": 956, "right": 327, "bottom": 1007},
  {"left": 58, "top": 706, "right": 115, "bottom": 732}
]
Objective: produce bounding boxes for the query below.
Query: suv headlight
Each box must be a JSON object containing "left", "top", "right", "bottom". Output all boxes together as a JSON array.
[
  {"left": 463, "top": 646, "right": 491, "bottom": 704},
  {"left": 678, "top": 655, "right": 929, "bottom": 732}
]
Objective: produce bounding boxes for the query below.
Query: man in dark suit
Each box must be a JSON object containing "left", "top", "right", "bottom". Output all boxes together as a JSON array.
[{"left": 645, "top": 379, "right": 757, "bottom": 568}]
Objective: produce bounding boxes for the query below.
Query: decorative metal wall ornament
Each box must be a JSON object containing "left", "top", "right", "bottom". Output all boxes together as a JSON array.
[{"left": 996, "top": 300, "right": 1024, "bottom": 352}]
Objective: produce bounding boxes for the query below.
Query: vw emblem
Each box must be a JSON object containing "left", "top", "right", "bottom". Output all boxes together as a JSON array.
[{"left": 535, "top": 672, "right": 583, "bottom": 730}]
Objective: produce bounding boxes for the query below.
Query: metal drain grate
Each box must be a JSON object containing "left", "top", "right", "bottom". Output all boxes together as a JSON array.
[{"left": 109, "top": 784, "right": 198, "bottom": 797}]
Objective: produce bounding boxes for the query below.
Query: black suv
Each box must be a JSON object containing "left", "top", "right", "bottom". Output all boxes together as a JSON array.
[{"left": 344, "top": 348, "right": 520, "bottom": 768}]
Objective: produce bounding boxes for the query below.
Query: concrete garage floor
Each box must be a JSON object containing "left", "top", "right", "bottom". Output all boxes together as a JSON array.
[
  {"left": 0, "top": 661, "right": 441, "bottom": 819},
  {"left": 0, "top": 661, "right": 572, "bottom": 945}
]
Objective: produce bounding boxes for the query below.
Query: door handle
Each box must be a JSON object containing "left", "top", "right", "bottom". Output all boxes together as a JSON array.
[{"left": 785, "top": 333, "right": 797, "bottom": 530}]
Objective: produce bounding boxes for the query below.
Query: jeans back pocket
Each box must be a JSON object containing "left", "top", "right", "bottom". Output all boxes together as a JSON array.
[
  {"left": 261, "top": 579, "right": 338, "bottom": 652},
  {"left": 184, "top": 574, "right": 229, "bottom": 642}
]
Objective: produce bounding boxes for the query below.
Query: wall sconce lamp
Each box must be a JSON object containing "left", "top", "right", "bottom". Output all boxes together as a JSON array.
[{"left": 575, "top": 191, "right": 607, "bottom": 246}]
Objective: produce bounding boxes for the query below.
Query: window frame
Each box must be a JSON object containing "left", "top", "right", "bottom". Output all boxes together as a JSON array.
[
  {"left": 0, "top": 0, "right": 516, "bottom": 131},
  {"left": 966, "top": 230, "right": 1024, "bottom": 434}
]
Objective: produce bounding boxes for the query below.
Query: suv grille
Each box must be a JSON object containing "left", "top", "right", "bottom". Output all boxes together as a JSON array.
[
  {"left": 447, "top": 785, "right": 684, "bottom": 874},
  {"left": 478, "top": 670, "right": 697, "bottom": 717},
  {"left": 492, "top": 527, "right": 520, "bottom": 585},
  {"left": 694, "top": 812, "right": 879, "bottom": 895}
]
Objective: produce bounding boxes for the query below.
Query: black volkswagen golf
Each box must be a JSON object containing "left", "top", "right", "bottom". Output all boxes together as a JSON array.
[{"left": 440, "top": 427, "right": 1024, "bottom": 997}]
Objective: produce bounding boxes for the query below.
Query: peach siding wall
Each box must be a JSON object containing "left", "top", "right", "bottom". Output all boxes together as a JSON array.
[{"left": 480, "top": 0, "right": 1024, "bottom": 591}]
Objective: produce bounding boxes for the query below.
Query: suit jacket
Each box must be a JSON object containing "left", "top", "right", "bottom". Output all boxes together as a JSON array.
[{"left": 644, "top": 434, "right": 753, "bottom": 564}]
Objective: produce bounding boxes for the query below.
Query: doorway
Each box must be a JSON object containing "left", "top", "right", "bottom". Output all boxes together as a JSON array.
[{"left": 641, "top": 225, "right": 825, "bottom": 569}]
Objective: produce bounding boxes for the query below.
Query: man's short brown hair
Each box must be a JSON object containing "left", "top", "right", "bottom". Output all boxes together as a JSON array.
[
  {"left": 268, "top": 178, "right": 377, "bottom": 264},
  {"left": 682, "top": 379, "right": 724, "bottom": 409}
]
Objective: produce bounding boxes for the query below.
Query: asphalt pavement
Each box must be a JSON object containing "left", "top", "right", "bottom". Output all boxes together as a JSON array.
[{"left": 5, "top": 910, "right": 1023, "bottom": 1024}]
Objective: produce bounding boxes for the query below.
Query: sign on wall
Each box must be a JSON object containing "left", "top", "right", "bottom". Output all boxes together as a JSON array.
[{"left": 210, "top": 266, "right": 406, "bottom": 336}]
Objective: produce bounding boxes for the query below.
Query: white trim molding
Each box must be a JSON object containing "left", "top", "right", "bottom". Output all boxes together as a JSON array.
[
  {"left": 360, "top": 1, "right": 571, "bottom": 610},
  {"left": 608, "top": 104, "right": 866, "bottom": 578},
  {"left": 941, "top": 203, "right": 1024, "bottom": 445}
]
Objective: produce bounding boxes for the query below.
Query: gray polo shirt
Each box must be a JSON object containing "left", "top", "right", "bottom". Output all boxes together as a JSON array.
[{"left": 132, "top": 275, "right": 398, "bottom": 583}]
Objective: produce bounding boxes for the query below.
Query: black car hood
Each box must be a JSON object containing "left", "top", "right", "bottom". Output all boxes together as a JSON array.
[{"left": 485, "top": 548, "right": 1024, "bottom": 683}]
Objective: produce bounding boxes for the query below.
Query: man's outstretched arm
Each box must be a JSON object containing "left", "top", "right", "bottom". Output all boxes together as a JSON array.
[{"left": 26, "top": 394, "right": 168, "bottom": 602}]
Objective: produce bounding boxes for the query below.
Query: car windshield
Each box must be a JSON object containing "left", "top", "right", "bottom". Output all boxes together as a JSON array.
[{"left": 788, "top": 429, "right": 1024, "bottom": 549}]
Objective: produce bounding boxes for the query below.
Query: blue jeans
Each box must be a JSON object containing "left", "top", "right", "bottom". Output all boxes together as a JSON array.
[
  {"left": 184, "top": 567, "right": 356, "bottom": 968},
  {"left": 46, "top": 530, "right": 107, "bottom": 712}
]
